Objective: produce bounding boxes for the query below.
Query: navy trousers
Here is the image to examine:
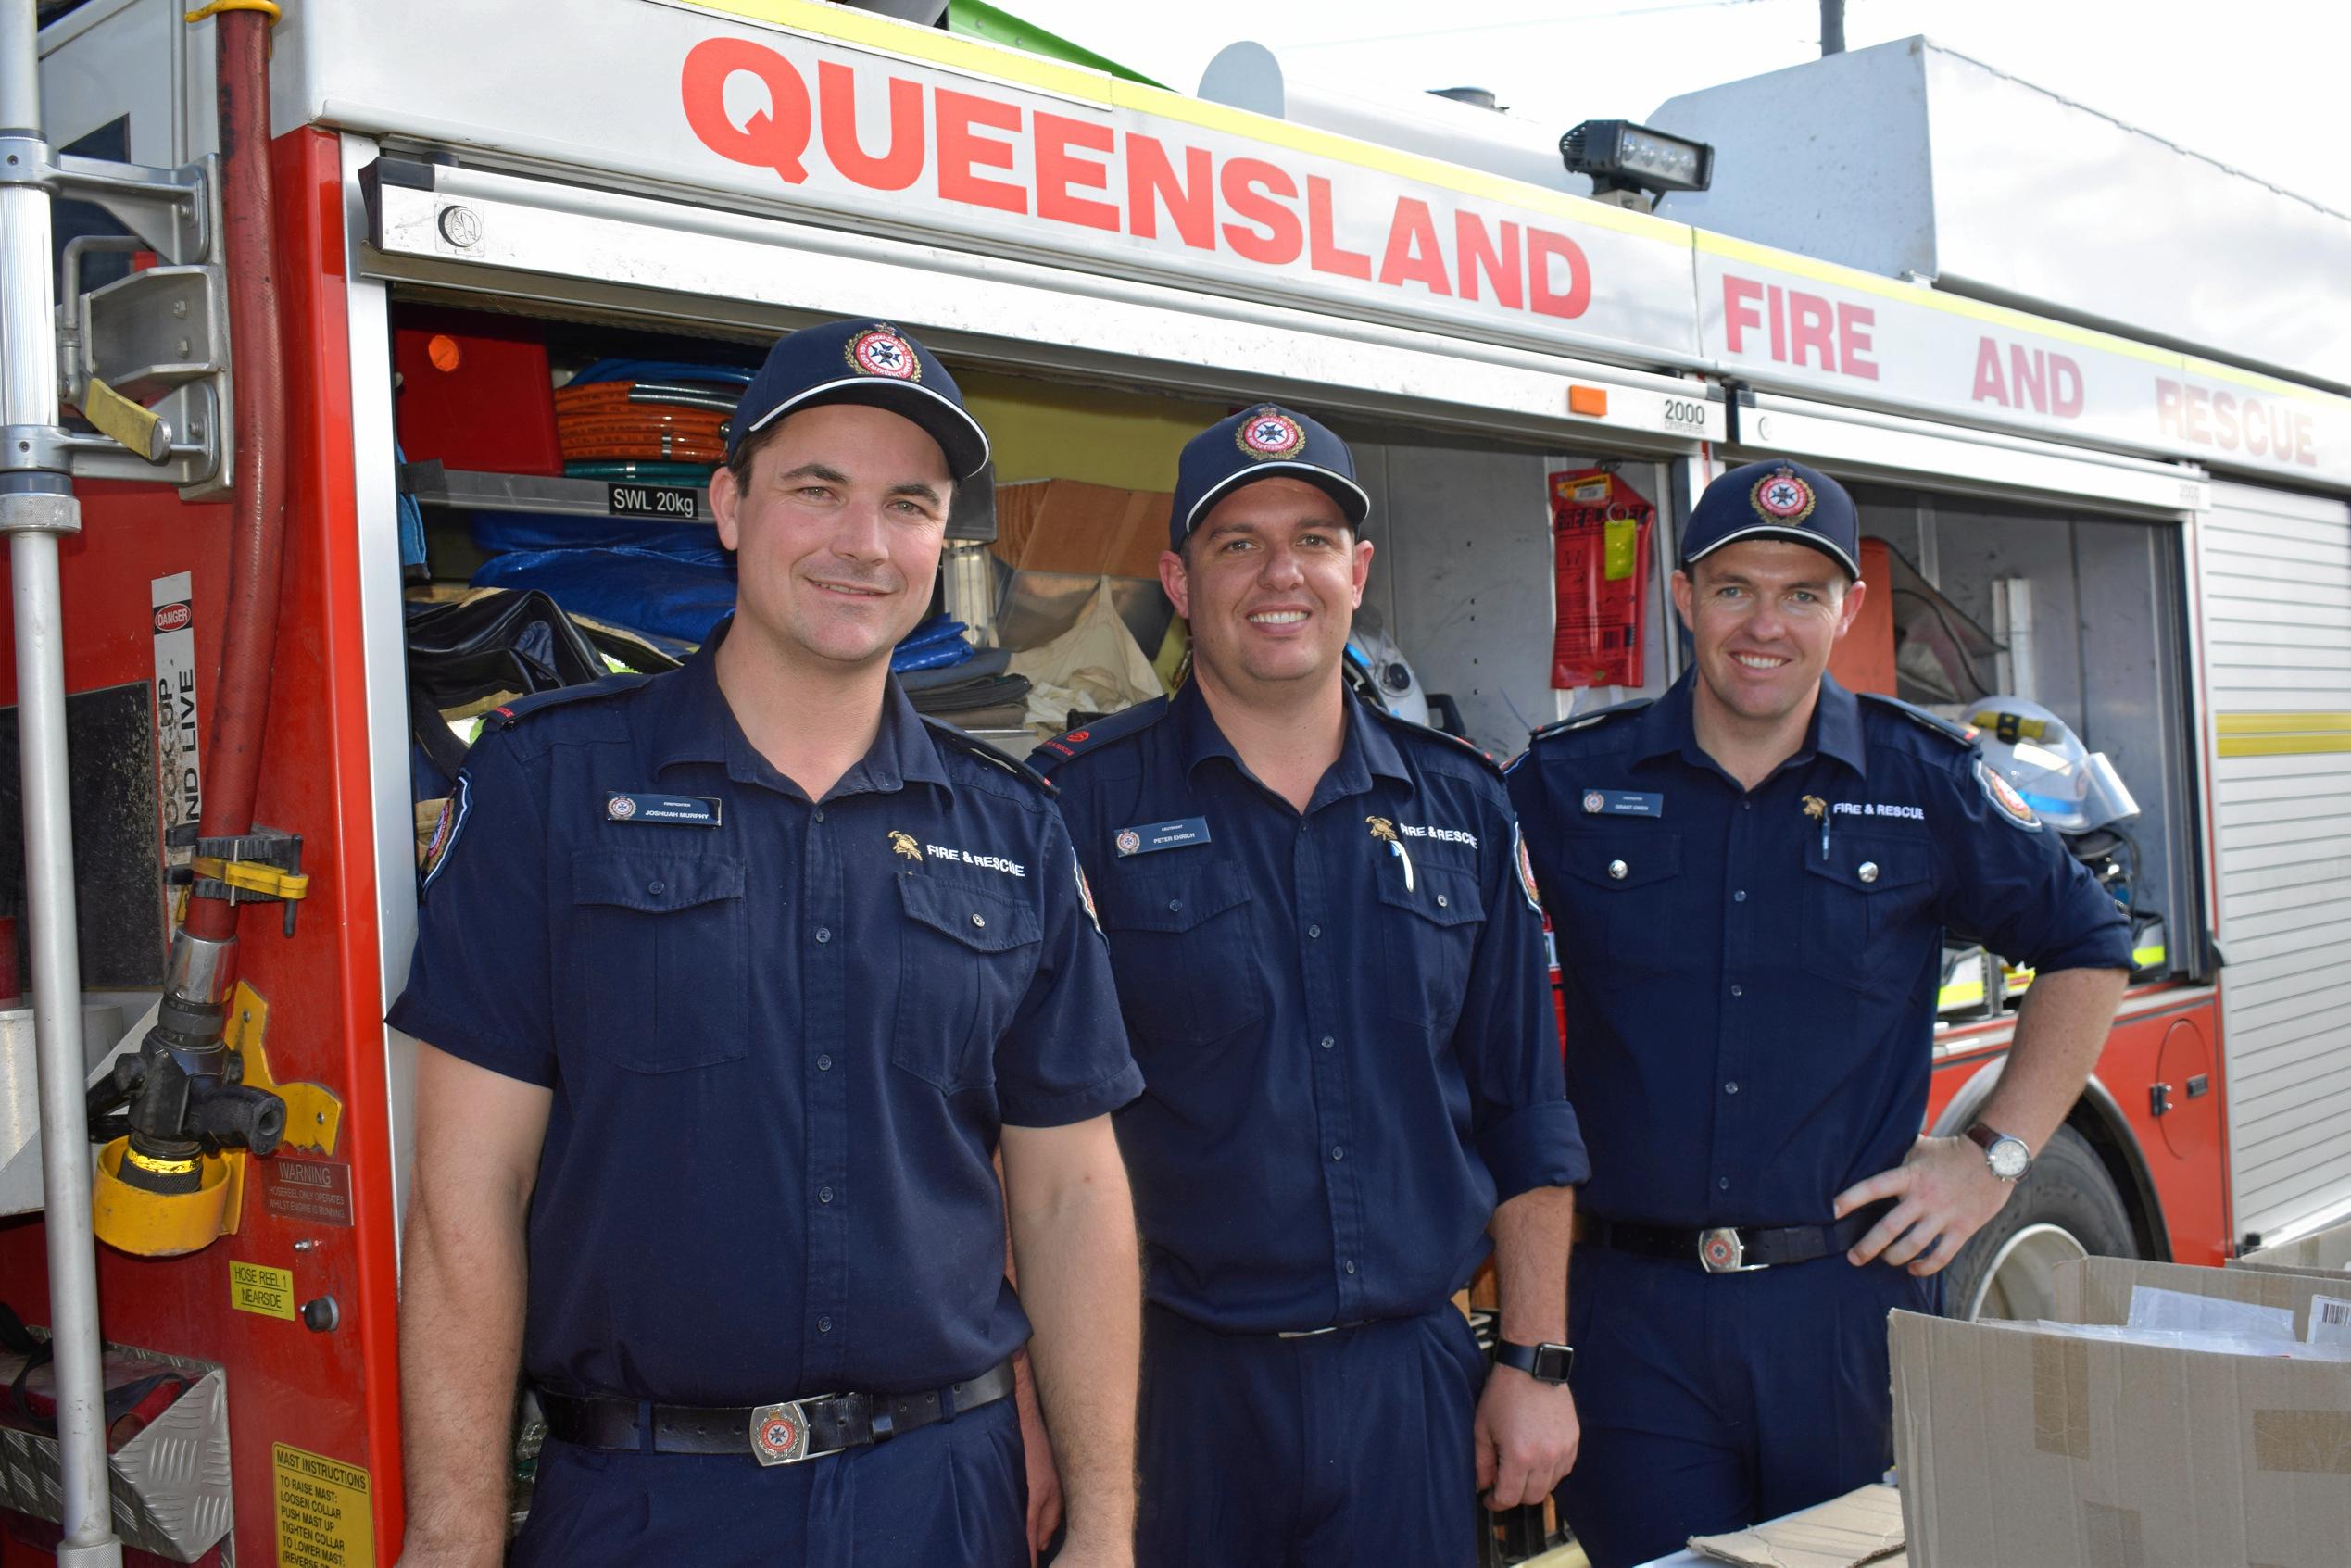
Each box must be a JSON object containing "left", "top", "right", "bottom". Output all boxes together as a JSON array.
[
  {"left": 1554, "top": 1245, "right": 1938, "bottom": 1568},
  {"left": 511, "top": 1395, "right": 1027, "bottom": 1568},
  {"left": 1134, "top": 1301, "right": 1489, "bottom": 1568}
]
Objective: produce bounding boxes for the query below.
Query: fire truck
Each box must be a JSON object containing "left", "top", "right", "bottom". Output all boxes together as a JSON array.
[{"left": 4, "top": 1, "right": 2346, "bottom": 1562}]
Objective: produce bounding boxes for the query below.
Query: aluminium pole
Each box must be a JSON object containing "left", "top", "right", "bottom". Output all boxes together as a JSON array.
[{"left": 0, "top": 0, "right": 125, "bottom": 1563}]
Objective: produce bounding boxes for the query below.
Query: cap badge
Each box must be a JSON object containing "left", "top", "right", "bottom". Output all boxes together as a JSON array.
[
  {"left": 846, "top": 326, "right": 920, "bottom": 382},
  {"left": 1751, "top": 467, "right": 1817, "bottom": 524},
  {"left": 1237, "top": 409, "right": 1305, "bottom": 461},
  {"left": 888, "top": 829, "right": 924, "bottom": 862},
  {"left": 1802, "top": 794, "right": 1827, "bottom": 822}
]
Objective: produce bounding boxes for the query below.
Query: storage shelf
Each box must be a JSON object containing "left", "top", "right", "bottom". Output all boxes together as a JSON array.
[
  {"left": 398, "top": 460, "right": 710, "bottom": 520},
  {"left": 398, "top": 459, "right": 997, "bottom": 542}
]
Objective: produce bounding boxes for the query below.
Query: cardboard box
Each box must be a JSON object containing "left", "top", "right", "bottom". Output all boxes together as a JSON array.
[
  {"left": 2233, "top": 1220, "right": 2351, "bottom": 1282},
  {"left": 1689, "top": 1482, "right": 1906, "bottom": 1566},
  {"left": 991, "top": 479, "right": 1173, "bottom": 583},
  {"left": 1892, "top": 1257, "right": 2351, "bottom": 1568}
]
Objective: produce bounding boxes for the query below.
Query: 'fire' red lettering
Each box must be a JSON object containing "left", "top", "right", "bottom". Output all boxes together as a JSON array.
[
  {"left": 1033, "top": 112, "right": 1117, "bottom": 232},
  {"left": 1836, "top": 302, "right": 1878, "bottom": 381},
  {"left": 1377, "top": 198, "right": 1452, "bottom": 295},
  {"left": 1527, "top": 228, "right": 1590, "bottom": 320},
  {"left": 682, "top": 38, "right": 811, "bottom": 183},
  {"left": 1220, "top": 157, "right": 1301, "bottom": 266},
  {"left": 1456, "top": 212, "right": 1521, "bottom": 308},
  {"left": 935, "top": 89, "right": 1025, "bottom": 214},
  {"left": 1307, "top": 177, "right": 1371, "bottom": 280},
  {"left": 817, "top": 62, "right": 922, "bottom": 192},
  {"left": 1789, "top": 292, "right": 1834, "bottom": 370},
  {"left": 1722, "top": 275, "right": 1764, "bottom": 355},
  {"left": 1126, "top": 136, "right": 1213, "bottom": 250}
]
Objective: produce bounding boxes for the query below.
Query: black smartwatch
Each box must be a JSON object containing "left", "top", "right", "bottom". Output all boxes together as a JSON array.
[{"left": 1493, "top": 1339, "right": 1574, "bottom": 1384}]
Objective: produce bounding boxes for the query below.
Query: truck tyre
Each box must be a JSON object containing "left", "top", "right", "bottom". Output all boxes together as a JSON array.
[{"left": 1942, "top": 1123, "right": 2136, "bottom": 1322}]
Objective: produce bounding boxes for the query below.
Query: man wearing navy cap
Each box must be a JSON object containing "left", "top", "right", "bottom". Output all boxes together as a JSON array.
[
  {"left": 393, "top": 320, "right": 1144, "bottom": 1568},
  {"left": 1508, "top": 458, "right": 2130, "bottom": 1566},
  {"left": 1034, "top": 404, "right": 1589, "bottom": 1567}
]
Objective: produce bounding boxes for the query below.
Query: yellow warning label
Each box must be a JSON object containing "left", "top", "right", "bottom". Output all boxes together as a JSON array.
[
  {"left": 273, "top": 1443, "right": 375, "bottom": 1568},
  {"left": 230, "top": 1261, "right": 295, "bottom": 1320}
]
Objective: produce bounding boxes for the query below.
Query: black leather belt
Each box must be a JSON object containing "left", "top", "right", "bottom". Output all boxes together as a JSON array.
[
  {"left": 536, "top": 1359, "right": 1015, "bottom": 1466},
  {"left": 1577, "top": 1210, "right": 1878, "bottom": 1273}
]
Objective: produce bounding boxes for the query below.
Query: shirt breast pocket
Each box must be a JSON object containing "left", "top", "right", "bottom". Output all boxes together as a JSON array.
[
  {"left": 892, "top": 872, "right": 1041, "bottom": 1093},
  {"left": 1373, "top": 863, "right": 1485, "bottom": 1038},
  {"left": 563, "top": 849, "right": 749, "bottom": 1073},
  {"left": 1800, "top": 834, "right": 1933, "bottom": 995},
  {"left": 1094, "top": 863, "right": 1266, "bottom": 1047},
  {"left": 1551, "top": 832, "right": 1682, "bottom": 986}
]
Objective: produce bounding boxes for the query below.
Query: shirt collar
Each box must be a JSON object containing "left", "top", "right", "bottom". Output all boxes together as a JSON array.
[
  {"left": 647, "top": 617, "right": 952, "bottom": 798},
  {"left": 1633, "top": 668, "right": 1868, "bottom": 780},
  {"left": 1169, "top": 681, "right": 1414, "bottom": 805}
]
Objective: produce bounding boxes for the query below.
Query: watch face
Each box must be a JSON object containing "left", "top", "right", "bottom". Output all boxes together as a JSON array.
[{"left": 1989, "top": 1137, "right": 2030, "bottom": 1181}]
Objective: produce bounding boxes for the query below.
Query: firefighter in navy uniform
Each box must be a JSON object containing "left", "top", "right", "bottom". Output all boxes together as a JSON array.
[
  {"left": 1507, "top": 458, "right": 2131, "bottom": 1568},
  {"left": 390, "top": 320, "right": 1144, "bottom": 1568},
  {"left": 1034, "top": 405, "right": 1588, "bottom": 1568}
]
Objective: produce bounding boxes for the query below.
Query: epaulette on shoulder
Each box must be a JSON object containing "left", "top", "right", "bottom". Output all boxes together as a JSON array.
[
  {"left": 1528, "top": 696, "right": 1653, "bottom": 746},
  {"left": 482, "top": 671, "right": 657, "bottom": 729},
  {"left": 924, "top": 718, "right": 1057, "bottom": 797},
  {"left": 1367, "top": 704, "right": 1502, "bottom": 777},
  {"left": 1858, "top": 692, "right": 1980, "bottom": 749},
  {"left": 1029, "top": 696, "right": 1170, "bottom": 771}
]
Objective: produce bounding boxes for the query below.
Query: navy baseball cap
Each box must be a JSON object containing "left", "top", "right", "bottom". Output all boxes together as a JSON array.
[
  {"left": 726, "top": 320, "right": 990, "bottom": 479},
  {"left": 1168, "top": 403, "right": 1371, "bottom": 550},
  {"left": 1681, "top": 458, "right": 1860, "bottom": 579}
]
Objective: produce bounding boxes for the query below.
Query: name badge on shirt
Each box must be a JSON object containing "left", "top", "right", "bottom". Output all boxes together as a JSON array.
[
  {"left": 1579, "top": 788, "right": 1663, "bottom": 819},
  {"left": 605, "top": 791, "right": 723, "bottom": 827},
  {"left": 1113, "top": 817, "right": 1211, "bottom": 856}
]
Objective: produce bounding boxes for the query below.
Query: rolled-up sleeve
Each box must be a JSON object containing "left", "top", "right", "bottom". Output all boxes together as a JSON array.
[
  {"left": 386, "top": 728, "right": 558, "bottom": 1085},
  {"left": 1457, "top": 794, "right": 1590, "bottom": 1199},
  {"left": 992, "top": 808, "right": 1145, "bottom": 1127},
  {"left": 1937, "top": 755, "right": 2132, "bottom": 974}
]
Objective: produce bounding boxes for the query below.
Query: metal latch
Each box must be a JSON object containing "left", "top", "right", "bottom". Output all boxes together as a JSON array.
[
  {"left": 0, "top": 133, "right": 231, "bottom": 497},
  {"left": 166, "top": 824, "right": 308, "bottom": 935}
]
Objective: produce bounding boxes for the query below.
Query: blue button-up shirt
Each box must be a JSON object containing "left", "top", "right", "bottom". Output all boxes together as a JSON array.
[
  {"left": 1507, "top": 671, "right": 2131, "bottom": 1231},
  {"left": 1034, "top": 684, "right": 1586, "bottom": 1334},
  {"left": 389, "top": 626, "right": 1140, "bottom": 1405}
]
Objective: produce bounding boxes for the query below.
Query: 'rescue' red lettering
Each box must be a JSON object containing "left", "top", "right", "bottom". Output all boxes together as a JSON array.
[
  {"left": 680, "top": 36, "right": 1602, "bottom": 328},
  {"left": 2156, "top": 377, "right": 2318, "bottom": 467},
  {"left": 1721, "top": 274, "right": 1876, "bottom": 379},
  {"left": 1970, "top": 337, "right": 2082, "bottom": 419}
]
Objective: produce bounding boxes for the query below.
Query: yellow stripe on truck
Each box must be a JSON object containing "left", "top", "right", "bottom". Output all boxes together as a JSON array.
[{"left": 2215, "top": 712, "right": 2351, "bottom": 757}]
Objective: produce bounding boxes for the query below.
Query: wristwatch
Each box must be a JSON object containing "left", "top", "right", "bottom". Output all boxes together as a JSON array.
[
  {"left": 1493, "top": 1340, "right": 1575, "bottom": 1384},
  {"left": 1965, "top": 1122, "right": 2032, "bottom": 1183}
]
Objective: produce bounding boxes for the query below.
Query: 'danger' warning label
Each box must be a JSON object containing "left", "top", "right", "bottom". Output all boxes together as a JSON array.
[{"left": 274, "top": 1443, "right": 375, "bottom": 1568}]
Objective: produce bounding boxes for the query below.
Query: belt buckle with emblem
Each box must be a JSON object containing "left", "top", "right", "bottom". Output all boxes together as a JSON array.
[
  {"left": 1698, "top": 1227, "right": 1765, "bottom": 1274},
  {"left": 748, "top": 1399, "right": 814, "bottom": 1465}
]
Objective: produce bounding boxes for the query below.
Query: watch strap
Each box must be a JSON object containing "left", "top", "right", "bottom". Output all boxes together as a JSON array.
[{"left": 1493, "top": 1339, "right": 1574, "bottom": 1384}]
